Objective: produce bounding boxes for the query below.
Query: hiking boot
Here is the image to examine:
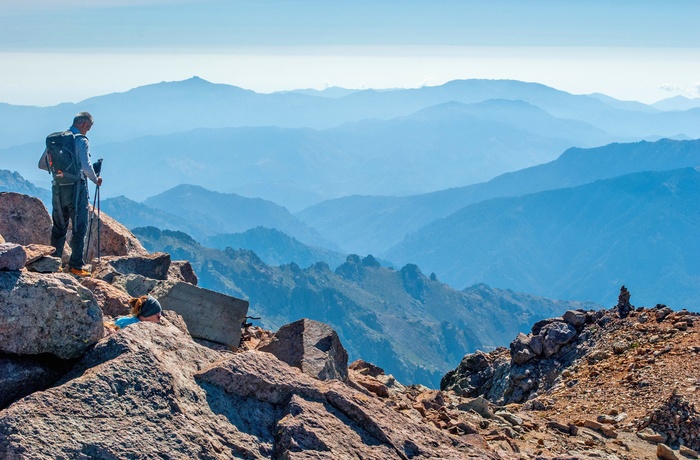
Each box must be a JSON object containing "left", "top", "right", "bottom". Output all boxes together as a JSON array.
[{"left": 68, "top": 267, "right": 91, "bottom": 277}]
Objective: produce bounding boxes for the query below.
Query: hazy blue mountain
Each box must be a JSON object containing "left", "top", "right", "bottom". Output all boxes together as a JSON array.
[
  {"left": 281, "top": 87, "right": 361, "bottom": 98},
  {"left": 297, "top": 138, "right": 700, "bottom": 255},
  {"left": 141, "top": 184, "right": 337, "bottom": 249},
  {"left": 100, "top": 196, "right": 211, "bottom": 239},
  {"left": 202, "top": 227, "right": 347, "bottom": 269},
  {"left": 317, "top": 99, "right": 612, "bottom": 195},
  {"left": 133, "top": 227, "right": 597, "bottom": 387},
  {"left": 385, "top": 168, "right": 700, "bottom": 311},
  {"left": 4, "top": 98, "right": 616, "bottom": 210},
  {"left": 652, "top": 95, "right": 700, "bottom": 112},
  {"left": 586, "top": 93, "right": 659, "bottom": 112},
  {"left": 4, "top": 78, "right": 700, "bottom": 210},
  {"left": 4, "top": 77, "right": 700, "bottom": 153},
  {"left": 0, "top": 169, "right": 51, "bottom": 206}
]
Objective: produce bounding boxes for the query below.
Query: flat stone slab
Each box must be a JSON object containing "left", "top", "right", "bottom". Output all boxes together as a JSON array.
[{"left": 156, "top": 282, "right": 248, "bottom": 349}]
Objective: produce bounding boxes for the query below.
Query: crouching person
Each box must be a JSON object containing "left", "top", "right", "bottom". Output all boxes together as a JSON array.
[{"left": 114, "top": 295, "right": 163, "bottom": 329}]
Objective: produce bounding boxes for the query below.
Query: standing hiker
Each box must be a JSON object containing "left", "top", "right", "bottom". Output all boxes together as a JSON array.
[{"left": 39, "top": 112, "right": 103, "bottom": 277}]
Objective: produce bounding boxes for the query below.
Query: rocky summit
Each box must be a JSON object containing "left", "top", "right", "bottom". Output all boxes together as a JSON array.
[{"left": 1, "top": 192, "right": 699, "bottom": 460}]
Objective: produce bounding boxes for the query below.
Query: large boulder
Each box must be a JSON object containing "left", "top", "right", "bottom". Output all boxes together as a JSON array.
[
  {"left": 258, "top": 318, "right": 349, "bottom": 381},
  {"left": 0, "top": 319, "right": 495, "bottom": 459},
  {"left": 0, "top": 271, "right": 104, "bottom": 359},
  {"left": 82, "top": 209, "right": 148, "bottom": 262},
  {"left": 0, "top": 192, "right": 51, "bottom": 245},
  {"left": 540, "top": 321, "right": 577, "bottom": 357},
  {"left": 0, "top": 243, "right": 27, "bottom": 271},
  {"left": 196, "top": 352, "right": 495, "bottom": 459},
  {"left": 155, "top": 281, "right": 249, "bottom": 349},
  {"left": 79, "top": 277, "right": 132, "bottom": 317}
]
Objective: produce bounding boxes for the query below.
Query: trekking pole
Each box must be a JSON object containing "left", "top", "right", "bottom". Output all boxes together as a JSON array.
[
  {"left": 96, "top": 183, "right": 101, "bottom": 263},
  {"left": 84, "top": 159, "right": 103, "bottom": 264},
  {"left": 85, "top": 185, "right": 98, "bottom": 258}
]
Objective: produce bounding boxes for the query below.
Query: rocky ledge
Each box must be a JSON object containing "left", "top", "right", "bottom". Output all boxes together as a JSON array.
[{"left": 2, "top": 191, "right": 698, "bottom": 460}]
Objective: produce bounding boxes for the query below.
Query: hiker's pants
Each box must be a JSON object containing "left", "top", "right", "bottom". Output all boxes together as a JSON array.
[{"left": 50, "top": 180, "right": 89, "bottom": 269}]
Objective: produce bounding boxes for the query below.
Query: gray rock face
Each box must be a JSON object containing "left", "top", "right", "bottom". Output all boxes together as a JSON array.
[
  {"left": 156, "top": 281, "right": 249, "bottom": 349},
  {"left": 0, "top": 243, "right": 27, "bottom": 271},
  {"left": 259, "top": 318, "right": 349, "bottom": 381},
  {"left": 96, "top": 252, "right": 172, "bottom": 280},
  {"left": 0, "top": 271, "right": 104, "bottom": 359},
  {"left": 440, "top": 348, "right": 511, "bottom": 401},
  {"left": 540, "top": 321, "right": 577, "bottom": 357},
  {"left": 0, "top": 317, "right": 495, "bottom": 459},
  {"left": 169, "top": 260, "right": 198, "bottom": 285},
  {"left": 0, "top": 192, "right": 51, "bottom": 245},
  {"left": 0, "top": 355, "right": 70, "bottom": 409}
]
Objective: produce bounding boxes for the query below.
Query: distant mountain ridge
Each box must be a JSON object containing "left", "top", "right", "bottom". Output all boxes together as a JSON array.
[
  {"left": 142, "top": 184, "right": 337, "bottom": 249},
  {"left": 133, "top": 226, "right": 598, "bottom": 387},
  {"left": 0, "top": 170, "right": 51, "bottom": 205},
  {"left": 386, "top": 167, "right": 700, "bottom": 310},
  {"left": 3, "top": 77, "right": 700, "bottom": 208},
  {"left": 100, "top": 196, "right": 210, "bottom": 239},
  {"left": 0, "top": 96, "right": 620, "bottom": 208},
  {"left": 297, "top": 137, "right": 700, "bottom": 255},
  {"left": 202, "top": 227, "right": 347, "bottom": 269}
]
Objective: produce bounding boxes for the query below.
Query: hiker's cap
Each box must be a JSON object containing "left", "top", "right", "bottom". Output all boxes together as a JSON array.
[{"left": 141, "top": 295, "right": 162, "bottom": 318}]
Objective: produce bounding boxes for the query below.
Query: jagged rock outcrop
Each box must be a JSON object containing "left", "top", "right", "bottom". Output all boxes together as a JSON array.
[
  {"left": 22, "top": 244, "right": 55, "bottom": 264},
  {"left": 0, "top": 313, "right": 496, "bottom": 459},
  {"left": 2, "top": 191, "right": 698, "bottom": 459},
  {"left": 258, "top": 318, "right": 349, "bottom": 382},
  {"left": 0, "top": 192, "right": 51, "bottom": 245},
  {"left": 442, "top": 309, "right": 597, "bottom": 404},
  {"left": 169, "top": 259, "right": 198, "bottom": 285},
  {"left": 0, "top": 271, "right": 103, "bottom": 359},
  {"left": 435, "top": 304, "right": 700, "bottom": 459}
]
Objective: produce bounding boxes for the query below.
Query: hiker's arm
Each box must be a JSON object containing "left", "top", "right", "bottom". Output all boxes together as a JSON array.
[
  {"left": 38, "top": 148, "right": 49, "bottom": 172},
  {"left": 75, "top": 136, "right": 101, "bottom": 185}
]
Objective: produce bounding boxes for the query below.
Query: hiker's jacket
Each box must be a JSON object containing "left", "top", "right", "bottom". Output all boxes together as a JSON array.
[{"left": 115, "top": 316, "right": 140, "bottom": 329}]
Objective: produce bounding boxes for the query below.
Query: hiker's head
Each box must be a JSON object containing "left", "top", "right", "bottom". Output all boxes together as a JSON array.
[
  {"left": 129, "top": 295, "right": 162, "bottom": 323},
  {"left": 72, "top": 112, "right": 94, "bottom": 135}
]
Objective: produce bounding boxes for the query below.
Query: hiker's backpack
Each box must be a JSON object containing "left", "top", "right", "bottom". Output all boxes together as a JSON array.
[{"left": 44, "top": 131, "right": 82, "bottom": 185}]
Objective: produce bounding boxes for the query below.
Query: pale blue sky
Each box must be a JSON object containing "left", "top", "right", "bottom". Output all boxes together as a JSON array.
[{"left": 1, "top": 0, "right": 699, "bottom": 105}]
